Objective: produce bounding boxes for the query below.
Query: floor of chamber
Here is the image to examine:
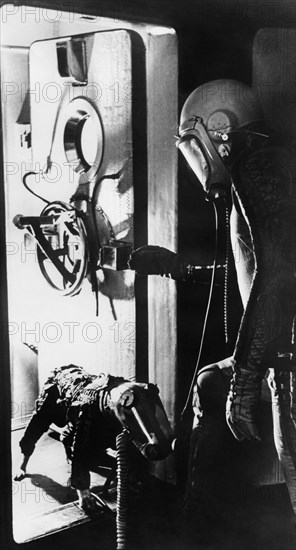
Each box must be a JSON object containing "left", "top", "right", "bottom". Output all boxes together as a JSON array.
[
  {"left": 12, "top": 427, "right": 115, "bottom": 543},
  {"left": 11, "top": 428, "right": 296, "bottom": 550}
]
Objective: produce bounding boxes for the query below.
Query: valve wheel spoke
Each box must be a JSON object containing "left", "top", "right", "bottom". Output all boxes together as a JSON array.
[{"left": 37, "top": 202, "right": 88, "bottom": 296}]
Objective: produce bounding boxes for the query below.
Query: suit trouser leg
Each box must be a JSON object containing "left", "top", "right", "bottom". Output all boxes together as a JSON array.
[
  {"left": 184, "top": 363, "right": 239, "bottom": 522},
  {"left": 268, "top": 367, "right": 296, "bottom": 514}
]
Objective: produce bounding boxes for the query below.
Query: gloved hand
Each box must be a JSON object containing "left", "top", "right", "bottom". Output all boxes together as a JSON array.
[
  {"left": 128, "top": 245, "right": 185, "bottom": 279},
  {"left": 226, "top": 366, "right": 262, "bottom": 441}
]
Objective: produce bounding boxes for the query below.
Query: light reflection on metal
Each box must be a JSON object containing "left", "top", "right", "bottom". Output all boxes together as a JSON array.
[{"left": 63, "top": 97, "right": 104, "bottom": 179}]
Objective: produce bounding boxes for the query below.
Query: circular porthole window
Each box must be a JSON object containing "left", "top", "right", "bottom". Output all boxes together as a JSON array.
[{"left": 63, "top": 97, "right": 104, "bottom": 179}]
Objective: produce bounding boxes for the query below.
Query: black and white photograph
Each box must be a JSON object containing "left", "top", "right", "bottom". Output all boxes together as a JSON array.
[{"left": 0, "top": 1, "right": 296, "bottom": 549}]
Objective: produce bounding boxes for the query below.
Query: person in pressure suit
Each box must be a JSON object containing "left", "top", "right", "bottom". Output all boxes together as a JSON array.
[{"left": 129, "top": 79, "right": 296, "bottom": 534}]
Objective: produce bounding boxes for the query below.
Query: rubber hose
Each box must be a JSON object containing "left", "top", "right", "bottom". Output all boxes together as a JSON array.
[{"left": 116, "top": 430, "right": 129, "bottom": 550}]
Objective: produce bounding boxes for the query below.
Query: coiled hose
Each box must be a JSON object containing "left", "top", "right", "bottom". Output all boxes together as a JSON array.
[{"left": 116, "top": 429, "right": 130, "bottom": 550}]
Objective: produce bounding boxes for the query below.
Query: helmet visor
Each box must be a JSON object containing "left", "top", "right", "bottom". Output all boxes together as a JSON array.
[
  {"left": 176, "top": 117, "right": 231, "bottom": 199},
  {"left": 178, "top": 137, "right": 209, "bottom": 188}
]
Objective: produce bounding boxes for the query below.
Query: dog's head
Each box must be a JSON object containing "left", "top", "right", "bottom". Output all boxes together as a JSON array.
[
  {"left": 109, "top": 381, "right": 174, "bottom": 461},
  {"left": 55, "top": 368, "right": 174, "bottom": 462}
]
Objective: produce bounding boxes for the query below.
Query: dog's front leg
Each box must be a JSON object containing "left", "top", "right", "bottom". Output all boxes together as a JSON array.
[
  {"left": 14, "top": 455, "right": 30, "bottom": 480},
  {"left": 77, "top": 489, "right": 98, "bottom": 513}
]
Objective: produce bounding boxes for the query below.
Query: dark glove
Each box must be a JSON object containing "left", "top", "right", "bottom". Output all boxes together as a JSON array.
[
  {"left": 128, "top": 245, "right": 185, "bottom": 279},
  {"left": 226, "top": 365, "right": 262, "bottom": 441}
]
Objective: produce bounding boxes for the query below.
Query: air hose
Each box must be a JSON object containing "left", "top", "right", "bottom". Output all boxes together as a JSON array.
[
  {"left": 180, "top": 199, "right": 220, "bottom": 420},
  {"left": 116, "top": 429, "right": 130, "bottom": 550}
]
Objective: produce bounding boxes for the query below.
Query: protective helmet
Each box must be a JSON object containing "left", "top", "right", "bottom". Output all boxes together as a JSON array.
[
  {"left": 109, "top": 381, "right": 174, "bottom": 461},
  {"left": 176, "top": 79, "right": 265, "bottom": 199}
]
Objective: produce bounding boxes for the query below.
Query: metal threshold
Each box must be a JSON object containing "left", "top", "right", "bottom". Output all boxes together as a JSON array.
[{"left": 13, "top": 488, "right": 117, "bottom": 543}]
